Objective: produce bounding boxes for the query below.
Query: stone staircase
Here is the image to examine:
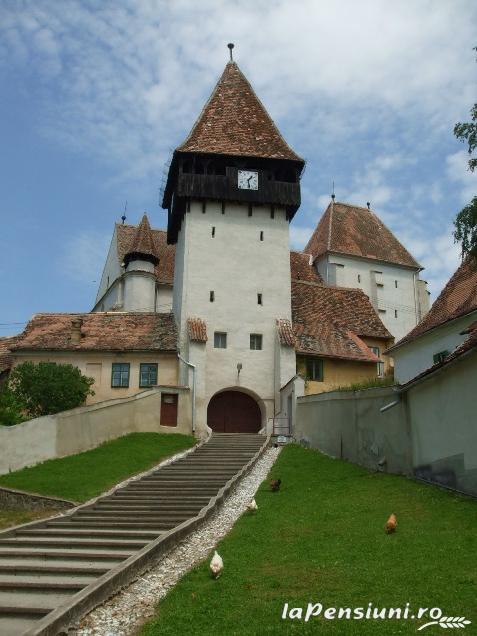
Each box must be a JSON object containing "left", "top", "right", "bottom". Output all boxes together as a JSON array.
[{"left": 0, "top": 433, "right": 266, "bottom": 635}]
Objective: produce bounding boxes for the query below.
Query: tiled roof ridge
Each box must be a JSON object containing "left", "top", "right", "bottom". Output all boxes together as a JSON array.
[{"left": 124, "top": 214, "right": 158, "bottom": 264}]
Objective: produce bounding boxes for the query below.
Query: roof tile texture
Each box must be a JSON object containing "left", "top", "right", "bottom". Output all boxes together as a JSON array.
[
  {"left": 305, "top": 201, "right": 420, "bottom": 269},
  {"left": 124, "top": 214, "right": 158, "bottom": 263},
  {"left": 290, "top": 251, "right": 324, "bottom": 283},
  {"left": 0, "top": 337, "right": 16, "bottom": 374},
  {"left": 116, "top": 224, "right": 175, "bottom": 284},
  {"left": 187, "top": 318, "right": 208, "bottom": 343},
  {"left": 392, "top": 256, "right": 477, "bottom": 349},
  {"left": 292, "top": 280, "right": 392, "bottom": 361},
  {"left": 276, "top": 319, "right": 295, "bottom": 347},
  {"left": 178, "top": 62, "right": 303, "bottom": 162},
  {"left": 13, "top": 313, "right": 177, "bottom": 352}
]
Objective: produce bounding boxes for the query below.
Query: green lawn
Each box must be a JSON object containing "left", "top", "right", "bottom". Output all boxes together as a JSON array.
[
  {"left": 0, "top": 433, "right": 195, "bottom": 503},
  {"left": 141, "top": 444, "right": 477, "bottom": 635}
]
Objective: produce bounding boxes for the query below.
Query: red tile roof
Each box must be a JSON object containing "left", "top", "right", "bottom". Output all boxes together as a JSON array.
[
  {"left": 12, "top": 313, "right": 177, "bottom": 352},
  {"left": 292, "top": 280, "right": 392, "bottom": 361},
  {"left": 390, "top": 256, "right": 477, "bottom": 351},
  {"left": 116, "top": 224, "right": 175, "bottom": 284},
  {"left": 124, "top": 214, "right": 158, "bottom": 266},
  {"left": 290, "top": 251, "right": 324, "bottom": 283},
  {"left": 187, "top": 318, "right": 208, "bottom": 343},
  {"left": 276, "top": 319, "right": 295, "bottom": 347},
  {"left": 177, "top": 62, "right": 303, "bottom": 163},
  {"left": 0, "top": 337, "right": 17, "bottom": 375},
  {"left": 305, "top": 201, "right": 420, "bottom": 269},
  {"left": 400, "top": 321, "right": 477, "bottom": 389}
]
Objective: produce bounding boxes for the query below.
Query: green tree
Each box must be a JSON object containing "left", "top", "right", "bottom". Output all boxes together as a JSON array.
[
  {"left": 0, "top": 388, "right": 26, "bottom": 426},
  {"left": 8, "top": 362, "right": 95, "bottom": 418},
  {"left": 453, "top": 47, "right": 477, "bottom": 258}
]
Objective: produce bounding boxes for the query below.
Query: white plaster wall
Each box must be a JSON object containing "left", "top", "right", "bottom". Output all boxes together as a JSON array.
[
  {"left": 95, "top": 226, "right": 122, "bottom": 304},
  {"left": 0, "top": 388, "right": 193, "bottom": 475},
  {"left": 393, "top": 311, "right": 477, "bottom": 383},
  {"left": 315, "top": 253, "right": 424, "bottom": 341},
  {"left": 174, "top": 200, "right": 293, "bottom": 432},
  {"left": 123, "top": 270, "right": 156, "bottom": 312},
  {"left": 156, "top": 284, "right": 173, "bottom": 312}
]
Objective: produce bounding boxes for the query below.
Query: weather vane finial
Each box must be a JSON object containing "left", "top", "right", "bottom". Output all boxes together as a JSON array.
[{"left": 227, "top": 43, "right": 234, "bottom": 62}]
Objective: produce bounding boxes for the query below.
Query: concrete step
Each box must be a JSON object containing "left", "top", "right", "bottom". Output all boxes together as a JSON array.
[
  {"left": 44, "top": 521, "right": 170, "bottom": 529},
  {"left": 0, "top": 556, "right": 125, "bottom": 569},
  {"left": 0, "top": 549, "right": 132, "bottom": 561},
  {"left": 89, "top": 505, "right": 204, "bottom": 513},
  {"left": 0, "top": 537, "right": 149, "bottom": 549},
  {"left": 16, "top": 528, "right": 160, "bottom": 540},
  {"left": 0, "top": 574, "right": 97, "bottom": 585},
  {"left": 0, "top": 564, "right": 110, "bottom": 576},
  {"left": 0, "top": 589, "right": 72, "bottom": 609},
  {"left": 0, "top": 615, "right": 43, "bottom": 636}
]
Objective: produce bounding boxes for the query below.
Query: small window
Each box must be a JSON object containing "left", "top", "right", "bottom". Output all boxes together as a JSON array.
[
  {"left": 221, "top": 201, "right": 225, "bottom": 214},
  {"left": 433, "top": 350, "right": 449, "bottom": 364},
  {"left": 395, "top": 280, "right": 398, "bottom": 288},
  {"left": 250, "top": 334, "right": 263, "bottom": 350},
  {"left": 214, "top": 332, "right": 227, "bottom": 349},
  {"left": 139, "top": 363, "right": 158, "bottom": 388},
  {"left": 211, "top": 226, "right": 215, "bottom": 237},
  {"left": 202, "top": 201, "right": 206, "bottom": 214},
  {"left": 394, "top": 309, "right": 398, "bottom": 318},
  {"left": 210, "top": 291, "right": 215, "bottom": 302},
  {"left": 370, "top": 346, "right": 380, "bottom": 357},
  {"left": 305, "top": 357, "right": 323, "bottom": 382},
  {"left": 248, "top": 205, "right": 253, "bottom": 217},
  {"left": 358, "top": 274, "right": 361, "bottom": 283},
  {"left": 270, "top": 207, "right": 275, "bottom": 219},
  {"left": 107, "top": 275, "right": 110, "bottom": 287},
  {"left": 257, "top": 293, "right": 263, "bottom": 305},
  {"left": 378, "top": 309, "right": 386, "bottom": 314},
  {"left": 260, "top": 231, "right": 264, "bottom": 241},
  {"left": 111, "top": 363, "right": 130, "bottom": 388},
  {"left": 377, "top": 361, "right": 385, "bottom": 378}
]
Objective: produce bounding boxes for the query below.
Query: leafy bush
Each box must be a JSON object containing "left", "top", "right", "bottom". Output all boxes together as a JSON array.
[
  {"left": 8, "top": 362, "right": 95, "bottom": 418},
  {"left": 0, "top": 388, "right": 26, "bottom": 426},
  {"left": 334, "top": 376, "right": 395, "bottom": 392}
]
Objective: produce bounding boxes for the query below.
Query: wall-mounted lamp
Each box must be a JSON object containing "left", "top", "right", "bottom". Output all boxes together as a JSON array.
[{"left": 237, "top": 362, "right": 243, "bottom": 377}]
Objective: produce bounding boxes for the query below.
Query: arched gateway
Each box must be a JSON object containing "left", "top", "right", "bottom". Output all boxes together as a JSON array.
[{"left": 207, "top": 391, "right": 262, "bottom": 433}]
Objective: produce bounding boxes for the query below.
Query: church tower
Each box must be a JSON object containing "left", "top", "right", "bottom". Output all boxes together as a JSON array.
[{"left": 162, "top": 48, "right": 304, "bottom": 434}]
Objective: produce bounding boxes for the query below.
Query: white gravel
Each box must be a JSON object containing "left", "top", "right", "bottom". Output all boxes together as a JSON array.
[{"left": 72, "top": 446, "right": 281, "bottom": 636}]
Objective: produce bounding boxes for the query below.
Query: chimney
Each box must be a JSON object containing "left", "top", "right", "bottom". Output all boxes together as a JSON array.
[{"left": 70, "top": 317, "right": 83, "bottom": 344}]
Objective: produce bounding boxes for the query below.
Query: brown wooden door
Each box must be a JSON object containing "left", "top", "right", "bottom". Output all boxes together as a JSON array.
[
  {"left": 161, "top": 393, "right": 178, "bottom": 427},
  {"left": 207, "top": 391, "right": 261, "bottom": 433}
]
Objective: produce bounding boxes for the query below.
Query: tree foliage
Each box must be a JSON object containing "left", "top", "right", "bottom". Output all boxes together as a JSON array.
[
  {"left": 8, "top": 362, "right": 95, "bottom": 419},
  {"left": 0, "top": 388, "right": 26, "bottom": 427},
  {"left": 453, "top": 47, "right": 477, "bottom": 258}
]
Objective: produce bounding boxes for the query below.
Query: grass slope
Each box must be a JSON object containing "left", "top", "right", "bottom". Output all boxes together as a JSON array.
[
  {"left": 141, "top": 444, "right": 477, "bottom": 635},
  {"left": 0, "top": 508, "right": 60, "bottom": 531},
  {"left": 0, "top": 433, "right": 195, "bottom": 503}
]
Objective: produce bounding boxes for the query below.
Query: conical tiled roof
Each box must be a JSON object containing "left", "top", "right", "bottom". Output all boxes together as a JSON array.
[
  {"left": 124, "top": 214, "right": 158, "bottom": 266},
  {"left": 177, "top": 62, "right": 303, "bottom": 162},
  {"left": 305, "top": 201, "right": 420, "bottom": 269}
]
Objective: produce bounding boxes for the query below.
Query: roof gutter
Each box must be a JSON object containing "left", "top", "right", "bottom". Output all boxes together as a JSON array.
[{"left": 178, "top": 353, "right": 196, "bottom": 433}]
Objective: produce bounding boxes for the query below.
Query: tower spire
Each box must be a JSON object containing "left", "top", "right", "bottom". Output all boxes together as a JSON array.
[{"left": 227, "top": 42, "right": 234, "bottom": 62}]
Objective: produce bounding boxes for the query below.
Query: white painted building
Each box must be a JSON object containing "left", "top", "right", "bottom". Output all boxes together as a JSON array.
[
  {"left": 389, "top": 255, "right": 477, "bottom": 383},
  {"left": 306, "top": 200, "right": 430, "bottom": 342}
]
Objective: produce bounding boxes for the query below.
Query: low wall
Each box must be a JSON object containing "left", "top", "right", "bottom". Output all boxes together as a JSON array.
[
  {"left": 296, "top": 386, "right": 412, "bottom": 475},
  {"left": 0, "top": 387, "right": 192, "bottom": 475}
]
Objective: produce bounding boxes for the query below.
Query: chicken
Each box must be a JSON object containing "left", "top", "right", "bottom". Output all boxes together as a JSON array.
[
  {"left": 270, "top": 478, "right": 281, "bottom": 492},
  {"left": 385, "top": 513, "right": 397, "bottom": 534},
  {"left": 247, "top": 498, "right": 258, "bottom": 512},
  {"left": 209, "top": 550, "right": 223, "bottom": 578}
]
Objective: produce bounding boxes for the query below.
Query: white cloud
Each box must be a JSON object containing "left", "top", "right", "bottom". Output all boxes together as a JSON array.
[
  {"left": 446, "top": 150, "right": 477, "bottom": 203},
  {"left": 61, "top": 231, "right": 110, "bottom": 286}
]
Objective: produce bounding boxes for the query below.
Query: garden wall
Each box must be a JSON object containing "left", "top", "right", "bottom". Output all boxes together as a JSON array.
[
  {"left": 295, "top": 386, "right": 412, "bottom": 475},
  {"left": 0, "top": 387, "right": 192, "bottom": 475}
]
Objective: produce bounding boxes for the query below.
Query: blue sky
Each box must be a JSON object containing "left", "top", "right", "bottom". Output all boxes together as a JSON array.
[{"left": 0, "top": 0, "right": 476, "bottom": 337}]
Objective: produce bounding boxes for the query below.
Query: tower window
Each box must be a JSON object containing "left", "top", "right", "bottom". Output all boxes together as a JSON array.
[
  {"left": 221, "top": 201, "right": 225, "bottom": 214},
  {"left": 260, "top": 231, "right": 264, "bottom": 241},
  {"left": 270, "top": 207, "right": 275, "bottom": 219},
  {"left": 395, "top": 280, "right": 398, "bottom": 288},
  {"left": 248, "top": 204, "right": 253, "bottom": 217},
  {"left": 250, "top": 334, "right": 263, "bottom": 350},
  {"left": 257, "top": 293, "right": 263, "bottom": 305},
  {"left": 358, "top": 274, "right": 361, "bottom": 283},
  {"left": 214, "top": 332, "right": 227, "bottom": 349},
  {"left": 202, "top": 201, "right": 206, "bottom": 214},
  {"left": 395, "top": 309, "right": 398, "bottom": 318},
  {"left": 211, "top": 227, "right": 215, "bottom": 237},
  {"left": 210, "top": 291, "right": 215, "bottom": 302}
]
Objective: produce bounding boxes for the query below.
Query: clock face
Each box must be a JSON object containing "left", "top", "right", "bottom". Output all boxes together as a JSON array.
[{"left": 237, "top": 170, "right": 259, "bottom": 190}]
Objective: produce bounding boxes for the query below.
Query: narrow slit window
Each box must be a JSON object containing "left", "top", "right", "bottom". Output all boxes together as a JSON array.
[
  {"left": 358, "top": 274, "right": 361, "bottom": 283},
  {"left": 395, "top": 280, "right": 398, "bottom": 288},
  {"left": 210, "top": 291, "right": 215, "bottom": 302},
  {"left": 202, "top": 201, "right": 206, "bottom": 214},
  {"left": 257, "top": 293, "right": 263, "bottom": 305},
  {"left": 248, "top": 205, "right": 253, "bottom": 217},
  {"left": 394, "top": 309, "right": 398, "bottom": 318},
  {"left": 211, "top": 227, "right": 215, "bottom": 237},
  {"left": 260, "top": 231, "right": 264, "bottom": 241},
  {"left": 270, "top": 207, "right": 275, "bottom": 219},
  {"left": 221, "top": 201, "right": 225, "bottom": 214}
]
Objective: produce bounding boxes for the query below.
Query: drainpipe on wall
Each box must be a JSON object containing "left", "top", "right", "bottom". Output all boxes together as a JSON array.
[{"left": 178, "top": 353, "right": 196, "bottom": 433}]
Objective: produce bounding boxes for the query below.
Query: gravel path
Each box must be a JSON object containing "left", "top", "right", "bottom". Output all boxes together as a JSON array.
[{"left": 72, "top": 446, "right": 281, "bottom": 636}]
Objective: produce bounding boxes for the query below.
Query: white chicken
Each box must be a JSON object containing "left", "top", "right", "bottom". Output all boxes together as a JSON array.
[
  {"left": 246, "top": 498, "right": 258, "bottom": 513},
  {"left": 209, "top": 550, "right": 223, "bottom": 579}
]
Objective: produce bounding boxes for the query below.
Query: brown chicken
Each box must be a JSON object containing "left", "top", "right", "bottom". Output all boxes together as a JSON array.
[
  {"left": 385, "top": 513, "right": 397, "bottom": 534},
  {"left": 270, "top": 478, "right": 281, "bottom": 492}
]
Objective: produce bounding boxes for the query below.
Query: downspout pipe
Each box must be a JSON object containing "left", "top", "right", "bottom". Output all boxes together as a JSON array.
[{"left": 178, "top": 353, "right": 196, "bottom": 433}]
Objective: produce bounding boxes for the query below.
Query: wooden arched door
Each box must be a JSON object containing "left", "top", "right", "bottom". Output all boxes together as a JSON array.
[{"left": 207, "top": 391, "right": 261, "bottom": 433}]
